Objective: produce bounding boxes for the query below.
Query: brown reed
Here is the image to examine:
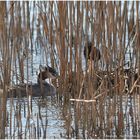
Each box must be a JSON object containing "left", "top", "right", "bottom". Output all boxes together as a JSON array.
[{"left": 0, "top": 1, "right": 140, "bottom": 139}]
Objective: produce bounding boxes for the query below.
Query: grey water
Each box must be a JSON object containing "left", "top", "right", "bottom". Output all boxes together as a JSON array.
[
  {"left": 6, "top": 97, "right": 66, "bottom": 139},
  {"left": 3, "top": 1, "right": 140, "bottom": 139},
  {"left": 5, "top": 94, "right": 140, "bottom": 139}
]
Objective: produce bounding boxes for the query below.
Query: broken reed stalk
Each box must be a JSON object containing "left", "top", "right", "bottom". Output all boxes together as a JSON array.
[
  {"left": 0, "top": 1, "right": 140, "bottom": 139},
  {"left": 68, "top": 1, "right": 139, "bottom": 138}
]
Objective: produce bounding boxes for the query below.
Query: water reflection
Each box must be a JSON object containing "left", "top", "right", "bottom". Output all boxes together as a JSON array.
[
  {"left": 6, "top": 97, "right": 66, "bottom": 139},
  {"left": 5, "top": 93, "right": 140, "bottom": 139}
]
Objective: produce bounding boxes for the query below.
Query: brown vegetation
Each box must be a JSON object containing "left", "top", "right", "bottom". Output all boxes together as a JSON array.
[{"left": 0, "top": 1, "right": 140, "bottom": 139}]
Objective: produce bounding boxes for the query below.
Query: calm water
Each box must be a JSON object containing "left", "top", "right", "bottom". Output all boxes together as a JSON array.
[
  {"left": 6, "top": 97, "right": 67, "bottom": 139},
  {"left": 5, "top": 94, "right": 140, "bottom": 139},
  {"left": 3, "top": 1, "right": 140, "bottom": 138}
]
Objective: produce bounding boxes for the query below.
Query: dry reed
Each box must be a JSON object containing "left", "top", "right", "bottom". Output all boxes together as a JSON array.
[{"left": 0, "top": 1, "right": 139, "bottom": 139}]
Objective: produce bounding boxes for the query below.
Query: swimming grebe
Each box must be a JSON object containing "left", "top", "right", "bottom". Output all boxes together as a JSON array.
[
  {"left": 36, "top": 65, "right": 58, "bottom": 97},
  {"left": 84, "top": 42, "right": 101, "bottom": 62},
  {"left": 7, "top": 65, "right": 58, "bottom": 98}
]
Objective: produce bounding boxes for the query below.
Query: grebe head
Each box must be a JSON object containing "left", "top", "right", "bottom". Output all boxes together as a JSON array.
[
  {"left": 84, "top": 42, "right": 101, "bottom": 62},
  {"left": 37, "top": 65, "right": 58, "bottom": 84}
]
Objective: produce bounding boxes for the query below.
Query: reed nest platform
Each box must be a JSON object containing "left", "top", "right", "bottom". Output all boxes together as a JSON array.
[
  {"left": 64, "top": 67, "right": 139, "bottom": 100},
  {"left": 6, "top": 82, "right": 56, "bottom": 98}
]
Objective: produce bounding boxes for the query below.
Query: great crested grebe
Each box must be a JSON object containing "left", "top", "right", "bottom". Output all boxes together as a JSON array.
[
  {"left": 84, "top": 42, "right": 101, "bottom": 62},
  {"left": 7, "top": 65, "right": 59, "bottom": 98},
  {"left": 35, "top": 65, "right": 58, "bottom": 96}
]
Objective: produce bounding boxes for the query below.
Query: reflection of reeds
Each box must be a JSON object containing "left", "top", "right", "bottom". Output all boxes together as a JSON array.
[{"left": 0, "top": 1, "right": 140, "bottom": 139}]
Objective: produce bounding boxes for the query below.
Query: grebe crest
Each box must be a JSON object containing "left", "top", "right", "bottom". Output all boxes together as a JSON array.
[{"left": 37, "top": 65, "right": 58, "bottom": 84}]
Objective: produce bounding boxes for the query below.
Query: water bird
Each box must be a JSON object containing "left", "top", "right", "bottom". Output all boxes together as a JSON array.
[
  {"left": 84, "top": 42, "right": 101, "bottom": 62},
  {"left": 7, "top": 65, "right": 58, "bottom": 98}
]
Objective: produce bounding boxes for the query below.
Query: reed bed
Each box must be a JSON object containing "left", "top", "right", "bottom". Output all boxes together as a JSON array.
[{"left": 0, "top": 1, "right": 140, "bottom": 138}]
